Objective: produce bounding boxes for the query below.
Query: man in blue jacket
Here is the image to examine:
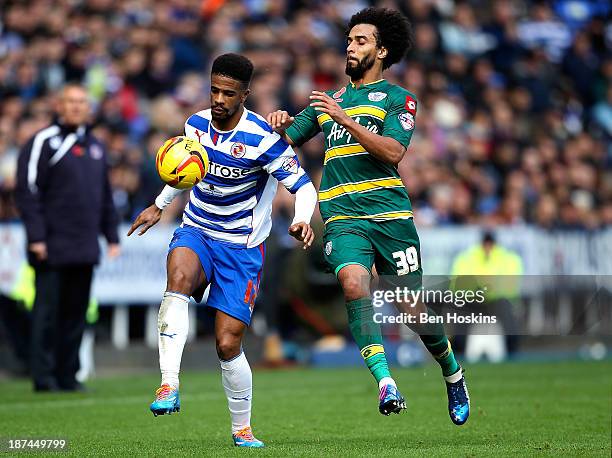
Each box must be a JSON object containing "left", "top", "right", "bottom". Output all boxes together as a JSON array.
[{"left": 15, "top": 83, "right": 120, "bottom": 392}]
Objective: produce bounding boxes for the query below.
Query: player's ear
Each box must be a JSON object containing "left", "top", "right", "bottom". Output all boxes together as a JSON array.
[
  {"left": 378, "top": 46, "right": 388, "bottom": 60},
  {"left": 241, "top": 88, "right": 250, "bottom": 103}
]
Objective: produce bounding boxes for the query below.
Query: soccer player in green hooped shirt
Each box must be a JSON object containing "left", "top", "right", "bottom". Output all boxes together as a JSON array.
[{"left": 267, "top": 7, "right": 469, "bottom": 425}]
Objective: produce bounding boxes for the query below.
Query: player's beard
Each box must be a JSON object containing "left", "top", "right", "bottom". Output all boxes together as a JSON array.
[
  {"left": 211, "top": 105, "right": 230, "bottom": 121},
  {"left": 345, "top": 53, "right": 376, "bottom": 80}
]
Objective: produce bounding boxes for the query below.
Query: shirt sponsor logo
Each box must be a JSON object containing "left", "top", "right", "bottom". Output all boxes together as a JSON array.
[
  {"left": 405, "top": 95, "right": 417, "bottom": 114},
  {"left": 398, "top": 112, "right": 415, "bottom": 131},
  {"left": 200, "top": 183, "right": 223, "bottom": 196},
  {"left": 230, "top": 142, "right": 246, "bottom": 158},
  {"left": 208, "top": 162, "right": 252, "bottom": 179},
  {"left": 368, "top": 92, "right": 387, "bottom": 102},
  {"left": 326, "top": 118, "right": 379, "bottom": 147},
  {"left": 281, "top": 156, "right": 299, "bottom": 174}
]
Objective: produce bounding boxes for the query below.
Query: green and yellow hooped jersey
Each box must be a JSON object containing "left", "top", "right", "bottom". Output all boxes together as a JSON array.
[{"left": 285, "top": 79, "right": 417, "bottom": 224}]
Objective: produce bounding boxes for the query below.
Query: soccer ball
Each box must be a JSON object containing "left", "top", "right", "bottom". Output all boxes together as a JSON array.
[{"left": 156, "top": 136, "right": 209, "bottom": 189}]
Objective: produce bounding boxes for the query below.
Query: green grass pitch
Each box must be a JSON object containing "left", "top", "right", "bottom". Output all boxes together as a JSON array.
[{"left": 3, "top": 360, "right": 611, "bottom": 456}]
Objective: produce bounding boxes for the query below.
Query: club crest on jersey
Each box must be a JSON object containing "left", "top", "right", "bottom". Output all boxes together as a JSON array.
[
  {"left": 332, "top": 87, "right": 346, "bottom": 102},
  {"left": 90, "top": 144, "right": 103, "bottom": 160},
  {"left": 398, "top": 112, "right": 415, "bottom": 131},
  {"left": 368, "top": 92, "right": 387, "bottom": 102},
  {"left": 324, "top": 241, "right": 332, "bottom": 256},
  {"left": 230, "top": 142, "right": 246, "bottom": 158},
  {"left": 405, "top": 95, "right": 417, "bottom": 114},
  {"left": 281, "top": 156, "right": 299, "bottom": 174}
]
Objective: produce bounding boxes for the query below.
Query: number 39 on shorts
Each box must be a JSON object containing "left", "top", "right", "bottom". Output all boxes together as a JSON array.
[{"left": 392, "top": 246, "right": 419, "bottom": 275}]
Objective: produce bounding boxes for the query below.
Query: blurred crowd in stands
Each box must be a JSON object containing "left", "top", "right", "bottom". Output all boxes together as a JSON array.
[{"left": 0, "top": 0, "right": 610, "bottom": 230}]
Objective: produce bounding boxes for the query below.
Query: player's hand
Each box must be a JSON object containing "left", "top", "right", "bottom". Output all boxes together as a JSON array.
[
  {"left": 309, "top": 91, "right": 352, "bottom": 126},
  {"left": 288, "top": 222, "right": 314, "bottom": 250},
  {"left": 28, "top": 242, "right": 47, "bottom": 261},
  {"left": 127, "top": 204, "right": 162, "bottom": 236},
  {"left": 266, "top": 110, "right": 294, "bottom": 132},
  {"left": 107, "top": 243, "right": 121, "bottom": 258}
]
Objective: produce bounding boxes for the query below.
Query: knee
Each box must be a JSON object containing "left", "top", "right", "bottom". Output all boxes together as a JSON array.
[
  {"left": 341, "top": 275, "right": 368, "bottom": 302},
  {"left": 216, "top": 334, "right": 241, "bottom": 361},
  {"left": 167, "top": 268, "right": 193, "bottom": 295}
]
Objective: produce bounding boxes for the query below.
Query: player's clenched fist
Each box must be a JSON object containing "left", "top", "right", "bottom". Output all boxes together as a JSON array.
[
  {"left": 288, "top": 221, "right": 314, "bottom": 250},
  {"left": 266, "top": 110, "right": 294, "bottom": 132}
]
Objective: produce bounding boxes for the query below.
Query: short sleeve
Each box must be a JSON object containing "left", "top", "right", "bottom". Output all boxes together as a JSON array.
[
  {"left": 285, "top": 105, "right": 321, "bottom": 146},
  {"left": 382, "top": 90, "right": 417, "bottom": 148},
  {"left": 259, "top": 133, "right": 311, "bottom": 194}
]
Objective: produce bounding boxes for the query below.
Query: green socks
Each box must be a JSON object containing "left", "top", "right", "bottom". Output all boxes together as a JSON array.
[
  {"left": 418, "top": 308, "right": 460, "bottom": 377},
  {"left": 346, "top": 298, "right": 392, "bottom": 384},
  {"left": 346, "top": 299, "right": 460, "bottom": 380}
]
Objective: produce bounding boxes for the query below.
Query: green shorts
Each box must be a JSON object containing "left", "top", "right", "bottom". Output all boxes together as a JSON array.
[{"left": 323, "top": 218, "right": 423, "bottom": 287}]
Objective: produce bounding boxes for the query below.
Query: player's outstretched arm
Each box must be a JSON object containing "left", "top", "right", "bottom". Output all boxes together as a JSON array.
[
  {"left": 288, "top": 182, "right": 317, "bottom": 250},
  {"left": 266, "top": 110, "right": 295, "bottom": 145},
  {"left": 309, "top": 91, "right": 406, "bottom": 165},
  {"left": 127, "top": 185, "right": 183, "bottom": 236},
  {"left": 127, "top": 204, "right": 162, "bottom": 236}
]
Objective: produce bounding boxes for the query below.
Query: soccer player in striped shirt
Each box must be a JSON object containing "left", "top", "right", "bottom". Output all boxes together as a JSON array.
[
  {"left": 267, "top": 8, "right": 469, "bottom": 424},
  {"left": 129, "top": 54, "right": 317, "bottom": 447}
]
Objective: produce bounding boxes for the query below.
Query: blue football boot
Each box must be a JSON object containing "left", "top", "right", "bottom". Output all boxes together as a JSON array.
[
  {"left": 150, "top": 384, "right": 180, "bottom": 416},
  {"left": 232, "top": 426, "right": 264, "bottom": 448},
  {"left": 378, "top": 384, "right": 407, "bottom": 415},
  {"left": 446, "top": 369, "right": 470, "bottom": 425}
]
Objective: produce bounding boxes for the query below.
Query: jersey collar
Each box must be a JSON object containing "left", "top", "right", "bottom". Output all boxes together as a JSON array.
[
  {"left": 349, "top": 78, "right": 386, "bottom": 90},
  {"left": 208, "top": 107, "right": 248, "bottom": 145}
]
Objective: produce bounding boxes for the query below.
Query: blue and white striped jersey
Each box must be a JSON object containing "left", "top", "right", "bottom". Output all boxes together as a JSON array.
[{"left": 182, "top": 108, "right": 311, "bottom": 248}]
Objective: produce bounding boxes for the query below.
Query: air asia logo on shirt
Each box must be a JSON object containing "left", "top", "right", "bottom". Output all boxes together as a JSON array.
[
  {"left": 405, "top": 95, "right": 417, "bottom": 114},
  {"left": 281, "top": 156, "right": 299, "bottom": 174},
  {"left": 368, "top": 92, "right": 387, "bottom": 102},
  {"left": 230, "top": 142, "right": 246, "bottom": 158},
  {"left": 90, "top": 144, "right": 103, "bottom": 160},
  {"left": 398, "top": 112, "right": 415, "bottom": 131},
  {"left": 333, "top": 87, "right": 346, "bottom": 102}
]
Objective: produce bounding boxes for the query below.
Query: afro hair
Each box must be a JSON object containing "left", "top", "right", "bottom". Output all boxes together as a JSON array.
[
  {"left": 347, "top": 7, "right": 413, "bottom": 70},
  {"left": 211, "top": 53, "right": 254, "bottom": 87}
]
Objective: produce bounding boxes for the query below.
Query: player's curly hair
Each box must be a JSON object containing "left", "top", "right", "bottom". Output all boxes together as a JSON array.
[
  {"left": 347, "top": 7, "right": 413, "bottom": 70},
  {"left": 211, "top": 53, "right": 254, "bottom": 88}
]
